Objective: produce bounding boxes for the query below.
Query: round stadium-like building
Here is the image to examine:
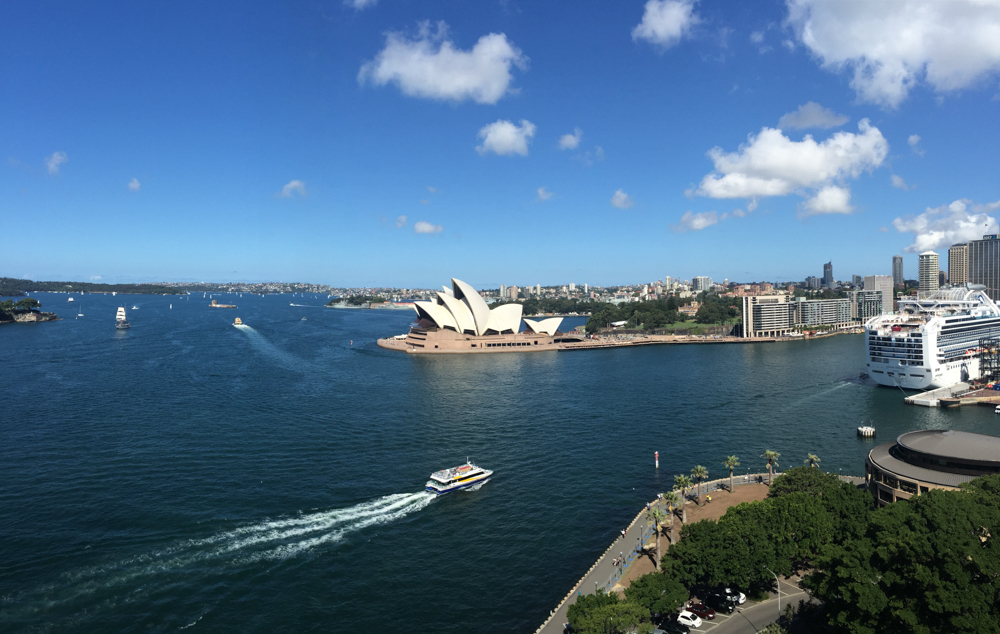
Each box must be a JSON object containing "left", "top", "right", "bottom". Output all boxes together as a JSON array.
[{"left": 865, "top": 429, "right": 1000, "bottom": 507}]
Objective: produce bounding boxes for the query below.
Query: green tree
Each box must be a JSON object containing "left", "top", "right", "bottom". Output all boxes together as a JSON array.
[
  {"left": 567, "top": 590, "right": 621, "bottom": 632},
  {"left": 804, "top": 453, "right": 821, "bottom": 468},
  {"left": 691, "top": 465, "right": 709, "bottom": 505},
  {"left": 806, "top": 476, "right": 1000, "bottom": 634},
  {"left": 661, "top": 490, "right": 682, "bottom": 544},
  {"left": 646, "top": 507, "right": 669, "bottom": 568},
  {"left": 673, "top": 475, "right": 693, "bottom": 523},
  {"left": 767, "top": 466, "right": 841, "bottom": 499},
  {"left": 624, "top": 572, "right": 688, "bottom": 616},
  {"left": 14, "top": 297, "right": 40, "bottom": 311},
  {"left": 573, "top": 600, "right": 651, "bottom": 634},
  {"left": 762, "top": 450, "right": 781, "bottom": 485},
  {"left": 723, "top": 455, "right": 740, "bottom": 494}
]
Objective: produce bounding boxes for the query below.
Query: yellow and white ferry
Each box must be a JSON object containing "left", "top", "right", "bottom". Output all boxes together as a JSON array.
[{"left": 426, "top": 460, "right": 492, "bottom": 495}]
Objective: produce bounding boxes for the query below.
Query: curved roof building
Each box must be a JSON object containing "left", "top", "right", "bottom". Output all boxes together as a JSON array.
[
  {"left": 380, "top": 278, "right": 570, "bottom": 353},
  {"left": 865, "top": 429, "right": 1000, "bottom": 506}
]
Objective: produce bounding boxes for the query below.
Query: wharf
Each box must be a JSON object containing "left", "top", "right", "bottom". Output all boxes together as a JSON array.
[
  {"left": 904, "top": 383, "right": 969, "bottom": 407},
  {"left": 559, "top": 335, "right": 776, "bottom": 350}
]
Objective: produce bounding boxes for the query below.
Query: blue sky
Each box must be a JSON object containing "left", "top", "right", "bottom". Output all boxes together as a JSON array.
[{"left": 2, "top": 0, "right": 999, "bottom": 289}]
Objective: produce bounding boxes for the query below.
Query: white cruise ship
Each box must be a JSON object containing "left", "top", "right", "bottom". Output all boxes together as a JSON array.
[
  {"left": 426, "top": 461, "right": 492, "bottom": 495},
  {"left": 865, "top": 285, "right": 1000, "bottom": 389}
]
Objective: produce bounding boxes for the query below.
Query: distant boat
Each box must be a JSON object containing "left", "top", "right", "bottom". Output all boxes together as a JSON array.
[
  {"left": 68, "top": 297, "right": 74, "bottom": 302},
  {"left": 132, "top": 305, "right": 139, "bottom": 310},
  {"left": 234, "top": 317, "right": 243, "bottom": 326},
  {"left": 116, "top": 306, "right": 130, "bottom": 330},
  {"left": 170, "top": 304, "right": 172, "bottom": 309},
  {"left": 78, "top": 313, "right": 84, "bottom": 317}
]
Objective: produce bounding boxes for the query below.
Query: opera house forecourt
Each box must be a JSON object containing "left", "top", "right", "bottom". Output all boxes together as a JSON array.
[{"left": 377, "top": 278, "right": 580, "bottom": 354}]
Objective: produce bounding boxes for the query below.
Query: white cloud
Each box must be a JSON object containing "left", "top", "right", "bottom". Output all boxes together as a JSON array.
[
  {"left": 693, "top": 120, "right": 887, "bottom": 206},
  {"left": 611, "top": 189, "right": 634, "bottom": 209},
  {"left": 750, "top": 31, "right": 765, "bottom": 44},
  {"left": 908, "top": 134, "right": 925, "bottom": 157},
  {"left": 278, "top": 180, "right": 307, "bottom": 198},
  {"left": 537, "top": 187, "right": 553, "bottom": 202},
  {"left": 427, "top": 186, "right": 436, "bottom": 193},
  {"left": 892, "top": 198, "right": 999, "bottom": 253},
  {"left": 673, "top": 210, "right": 720, "bottom": 232},
  {"left": 89, "top": 275, "right": 102, "bottom": 281},
  {"left": 344, "top": 0, "right": 377, "bottom": 9},
  {"left": 414, "top": 220, "right": 443, "bottom": 234},
  {"left": 45, "top": 151, "right": 67, "bottom": 174},
  {"left": 358, "top": 21, "right": 527, "bottom": 104},
  {"left": 777, "top": 102, "right": 849, "bottom": 130},
  {"left": 799, "top": 185, "right": 854, "bottom": 217},
  {"left": 632, "top": 0, "right": 700, "bottom": 49},
  {"left": 559, "top": 127, "right": 582, "bottom": 150},
  {"left": 891, "top": 174, "right": 911, "bottom": 191},
  {"left": 476, "top": 119, "right": 536, "bottom": 156},
  {"left": 786, "top": 0, "right": 1000, "bottom": 108},
  {"left": 395, "top": 215, "right": 407, "bottom": 228},
  {"left": 128, "top": 178, "right": 141, "bottom": 192}
]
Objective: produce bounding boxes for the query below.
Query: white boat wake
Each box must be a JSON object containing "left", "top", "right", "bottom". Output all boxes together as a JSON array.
[
  {"left": 233, "top": 324, "right": 305, "bottom": 371},
  {"left": 3, "top": 492, "right": 435, "bottom": 618}
]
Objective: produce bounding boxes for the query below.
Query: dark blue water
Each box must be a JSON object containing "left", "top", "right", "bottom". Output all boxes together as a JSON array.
[{"left": 1, "top": 293, "right": 996, "bottom": 633}]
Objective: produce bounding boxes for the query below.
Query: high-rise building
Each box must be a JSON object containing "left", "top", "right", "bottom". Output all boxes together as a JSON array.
[
  {"left": 692, "top": 276, "right": 712, "bottom": 291},
  {"left": 864, "top": 275, "right": 893, "bottom": 315},
  {"left": 569, "top": 282, "right": 576, "bottom": 292},
  {"left": 949, "top": 244, "right": 969, "bottom": 286},
  {"left": 499, "top": 284, "right": 507, "bottom": 298},
  {"left": 939, "top": 270, "right": 947, "bottom": 286},
  {"left": 806, "top": 276, "right": 821, "bottom": 289},
  {"left": 823, "top": 261, "right": 833, "bottom": 287},
  {"left": 665, "top": 276, "right": 674, "bottom": 287},
  {"left": 508, "top": 285, "right": 519, "bottom": 300},
  {"left": 848, "top": 290, "right": 883, "bottom": 322},
  {"left": 584, "top": 283, "right": 588, "bottom": 294},
  {"left": 892, "top": 255, "right": 904, "bottom": 285},
  {"left": 536, "top": 284, "right": 540, "bottom": 296},
  {"left": 852, "top": 275, "right": 863, "bottom": 286},
  {"left": 919, "top": 251, "right": 939, "bottom": 297},
  {"left": 968, "top": 234, "right": 999, "bottom": 300}
]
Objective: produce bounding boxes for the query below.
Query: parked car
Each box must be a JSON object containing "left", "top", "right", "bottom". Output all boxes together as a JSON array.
[
  {"left": 676, "top": 610, "right": 703, "bottom": 628},
  {"left": 704, "top": 593, "right": 737, "bottom": 614},
  {"left": 715, "top": 586, "right": 746, "bottom": 604},
  {"left": 684, "top": 601, "right": 716, "bottom": 620}
]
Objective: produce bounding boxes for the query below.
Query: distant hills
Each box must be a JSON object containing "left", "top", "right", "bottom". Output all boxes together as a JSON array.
[{"left": 0, "top": 277, "right": 184, "bottom": 297}]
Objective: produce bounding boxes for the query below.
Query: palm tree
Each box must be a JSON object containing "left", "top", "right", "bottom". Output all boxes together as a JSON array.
[
  {"left": 690, "top": 465, "right": 709, "bottom": 505},
  {"left": 646, "top": 507, "right": 669, "bottom": 568},
  {"left": 805, "top": 453, "right": 821, "bottom": 468},
  {"left": 723, "top": 455, "right": 740, "bottom": 493},
  {"left": 661, "top": 490, "right": 682, "bottom": 544},
  {"left": 673, "top": 474, "right": 693, "bottom": 523},
  {"left": 762, "top": 450, "right": 781, "bottom": 484}
]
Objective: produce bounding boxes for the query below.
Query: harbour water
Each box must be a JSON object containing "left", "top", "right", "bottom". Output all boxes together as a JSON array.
[{"left": 1, "top": 293, "right": 996, "bottom": 633}]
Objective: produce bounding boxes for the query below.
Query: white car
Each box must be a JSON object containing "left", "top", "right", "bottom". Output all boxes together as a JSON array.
[
  {"left": 723, "top": 587, "right": 747, "bottom": 604},
  {"left": 676, "top": 610, "right": 703, "bottom": 628}
]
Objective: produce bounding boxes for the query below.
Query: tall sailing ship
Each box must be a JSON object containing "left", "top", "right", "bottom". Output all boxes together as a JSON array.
[
  {"left": 115, "top": 306, "right": 130, "bottom": 330},
  {"left": 865, "top": 285, "right": 1000, "bottom": 389}
]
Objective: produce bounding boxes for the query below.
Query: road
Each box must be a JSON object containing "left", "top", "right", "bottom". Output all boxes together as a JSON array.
[{"left": 685, "top": 578, "right": 811, "bottom": 634}]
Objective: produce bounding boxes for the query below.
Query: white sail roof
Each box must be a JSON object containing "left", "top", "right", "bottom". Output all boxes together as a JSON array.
[
  {"left": 410, "top": 278, "right": 531, "bottom": 336},
  {"left": 523, "top": 317, "right": 563, "bottom": 336}
]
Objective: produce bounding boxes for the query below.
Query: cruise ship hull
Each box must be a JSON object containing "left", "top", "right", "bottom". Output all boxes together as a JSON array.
[{"left": 867, "top": 357, "right": 978, "bottom": 390}]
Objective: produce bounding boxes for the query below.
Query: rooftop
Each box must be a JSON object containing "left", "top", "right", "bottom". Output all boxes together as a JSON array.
[{"left": 897, "top": 429, "right": 1000, "bottom": 466}]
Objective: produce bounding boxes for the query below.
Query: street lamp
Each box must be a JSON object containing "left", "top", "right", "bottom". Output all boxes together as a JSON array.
[{"left": 763, "top": 565, "right": 779, "bottom": 617}]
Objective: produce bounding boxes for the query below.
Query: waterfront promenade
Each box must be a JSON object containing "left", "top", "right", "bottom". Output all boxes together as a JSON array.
[{"left": 535, "top": 474, "right": 865, "bottom": 634}]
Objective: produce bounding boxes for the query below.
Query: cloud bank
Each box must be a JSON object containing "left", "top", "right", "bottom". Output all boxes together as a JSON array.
[
  {"left": 892, "top": 198, "right": 999, "bottom": 253},
  {"left": 46, "top": 151, "right": 67, "bottom": 174},
  {"left": 359, "top": 22, "right": 527, "bottom": 104},
  {"left": 787, "top": 0, "right": 1000, "bottom": 108}
]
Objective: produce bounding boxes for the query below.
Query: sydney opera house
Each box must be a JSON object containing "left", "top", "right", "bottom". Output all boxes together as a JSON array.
[{"left": 377, "top": 278, "right": 576, "bottom": 353}]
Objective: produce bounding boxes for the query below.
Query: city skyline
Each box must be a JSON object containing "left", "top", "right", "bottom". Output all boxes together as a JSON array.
[{"left": 2, "top": 1, "right": 999, "bottom": 288}]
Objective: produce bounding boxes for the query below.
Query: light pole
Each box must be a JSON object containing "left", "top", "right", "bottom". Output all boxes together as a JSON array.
[{"left": 763, "top": 565, "right": 779, "bottom": 617}]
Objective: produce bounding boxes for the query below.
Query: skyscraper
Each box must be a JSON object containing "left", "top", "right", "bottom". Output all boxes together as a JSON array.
[
  {"left": 949, "top": 244, "right": 969, "bottom": 286},
  {"left": 968, "top": 234, "right": 999, "bottom": 300},
  {"left": 823, "top": 261, "right": 833, "bottom": 287},
  {"left": 864, "top": 275, "right": 893, "bottom": 315},
  {"left": 918, "top": 251, "right": 939, "bottom": 297},
  {"left": 892, "top": 255, "right": 904, "bottom": 285}
]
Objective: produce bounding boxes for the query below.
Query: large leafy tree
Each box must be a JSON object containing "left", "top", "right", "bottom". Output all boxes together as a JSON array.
[
  {"left": 625, "top": 572, "right": 688, "bottom": 617},
  {"left": 768, "top": 466, "right": 841, "bottom": 499},
  {"left": 807, "top": 476, "right": 1000, "bottom": 634},
  {"left": 570, "top": 596, "right": 651, "bottom": 634}
]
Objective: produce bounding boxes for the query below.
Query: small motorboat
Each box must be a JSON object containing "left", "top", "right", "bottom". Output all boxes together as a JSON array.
[
  {"left": 234, "top": 317, "right": 243, "bottom": 326},
  {"left": 995, "top": 405, "right": 1000, "bottom": 415}
]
